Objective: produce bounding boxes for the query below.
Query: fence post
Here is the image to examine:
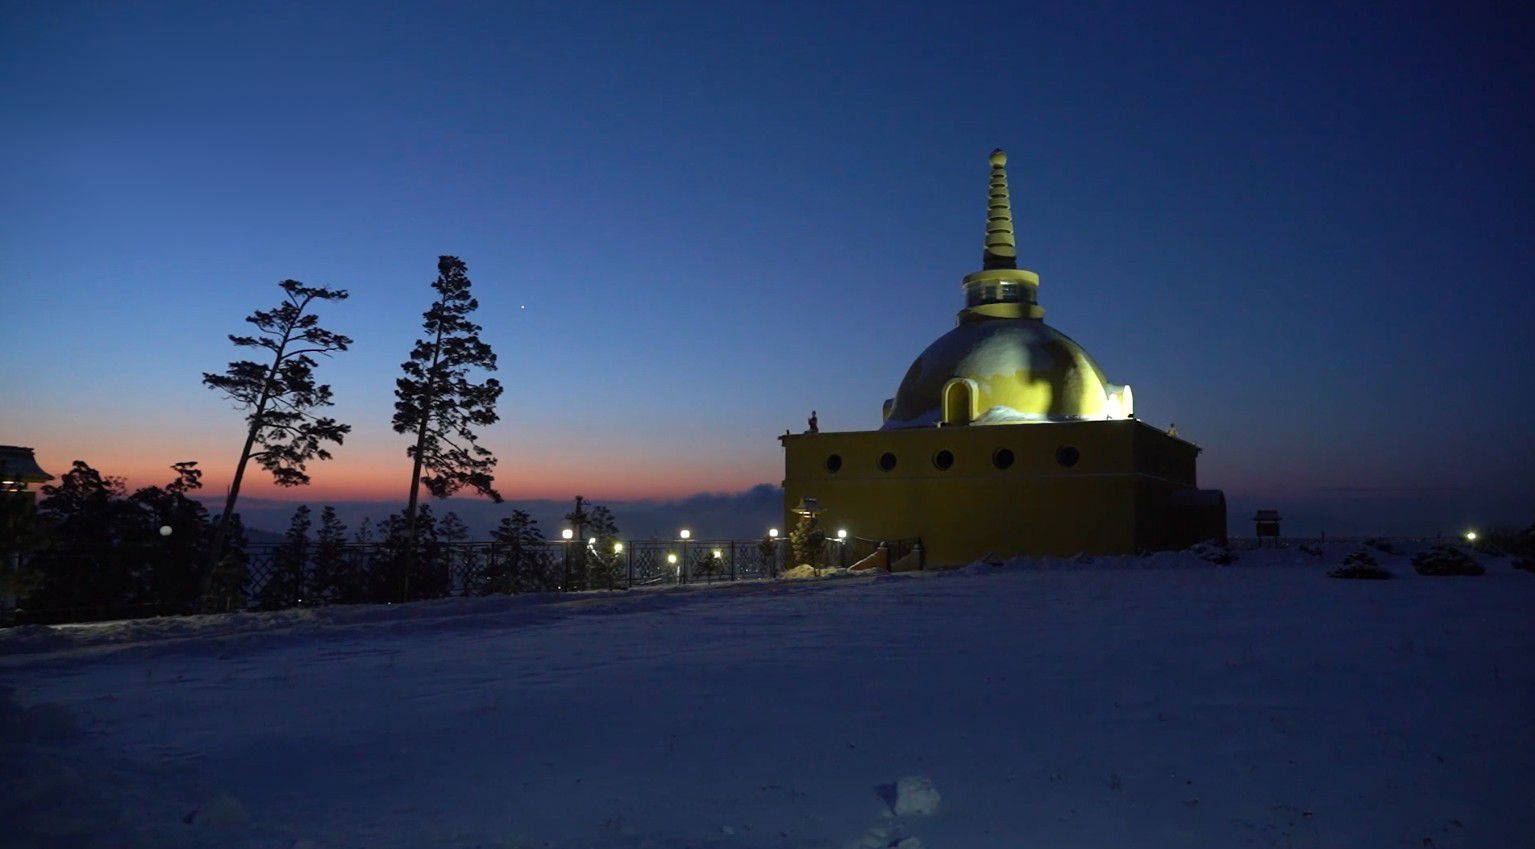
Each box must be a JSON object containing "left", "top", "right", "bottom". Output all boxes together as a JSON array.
[
  {"left": 729, "top": 541, "right": 737, "bottom": 581},
  {"left": 626, "top": 542, "right": 634, "bottom": 589}
]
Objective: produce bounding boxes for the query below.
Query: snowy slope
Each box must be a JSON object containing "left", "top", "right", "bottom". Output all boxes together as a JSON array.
[{"left": 3, "top": 543, "right": 1533, "bottom": 848}]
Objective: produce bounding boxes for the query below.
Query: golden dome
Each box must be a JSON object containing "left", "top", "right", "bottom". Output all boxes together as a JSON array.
[
  {"left": 881, "top": 320, "right": 1128, "bottom": 428},
  {"left": 881, "top": 150, "right": 1132, "bottom": 429}
]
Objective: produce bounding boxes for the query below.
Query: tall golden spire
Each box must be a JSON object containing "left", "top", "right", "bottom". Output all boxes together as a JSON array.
[
  {"left": 960, "top": 148, "right": 1042, "bottom": 322},
  {"left": 983, "top": 148, "right": 1016, "bottom": 270}
]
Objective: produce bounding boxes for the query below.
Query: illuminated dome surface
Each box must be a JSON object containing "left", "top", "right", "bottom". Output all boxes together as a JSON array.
[
  {"left": 882, "top": 319, "right": 1119, "bottom": 429},
  {"left": 880, "top": 149, "right": 1130, "bottom": 431}
]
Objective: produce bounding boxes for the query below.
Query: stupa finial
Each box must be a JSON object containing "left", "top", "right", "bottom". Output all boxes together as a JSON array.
[{"left": 983, "top": 148, "right": 1017, "bottom": 270}]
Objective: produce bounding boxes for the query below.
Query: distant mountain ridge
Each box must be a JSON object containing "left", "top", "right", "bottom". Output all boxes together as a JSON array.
[{"left": 207, "top": 484, "right": 784, "bottom": 542}]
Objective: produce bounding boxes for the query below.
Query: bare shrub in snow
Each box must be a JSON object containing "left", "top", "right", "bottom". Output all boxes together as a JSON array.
[
  {"left": 1191, "top": 541, "right": 1234, "bottom": 565},
  {"left": 1412, "top": 545, "right": 1484, "bottom": 577},
  {"left": 1329, "top": 549, "right": 1392, "bottom": 580}
]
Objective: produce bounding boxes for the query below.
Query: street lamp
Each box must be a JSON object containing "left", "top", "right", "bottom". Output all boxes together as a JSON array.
[
  {"left": 836, "top": 528, "right": 848, "bottom": 540},
  {"left": 678, "top": 529, "right": 691, "bottom": 584},
  {"left": 768, "top": 528, "right": 779, "bottom": 538},
  {"left": 613, "top": 541, "right": 624, "bottom": 554},
  {"left": 560, "top": 528, "right": 575, "bottom": 590},
  {"left": 1465, "top": 530, "right": 1479, "bottom": 542}
]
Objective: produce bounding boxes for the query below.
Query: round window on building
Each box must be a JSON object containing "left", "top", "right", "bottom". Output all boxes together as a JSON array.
[
  {"left": 1056, "top": 446, "right": 1080, "bottom": 468},
  {"left": 933, "top": 449, "right": 954, "bottom": 471},
  {"left": 992, "top": 448, "right": 1015, "bottom": 470},
  {"left": 878, "top": 452, "right": 898, "bottom": 472},
  {"left": 825, "top": 454, "right": 842, "bottom": 473}
]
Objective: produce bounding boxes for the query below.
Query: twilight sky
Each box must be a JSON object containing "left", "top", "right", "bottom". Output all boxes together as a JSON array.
[{"left": 2, "top": 1, "right": 1532, "bottom": 535}]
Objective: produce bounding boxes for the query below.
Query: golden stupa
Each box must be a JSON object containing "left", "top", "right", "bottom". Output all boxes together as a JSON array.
[{"left": 779, "top": 150, "right": 1225, "bottom": 565}]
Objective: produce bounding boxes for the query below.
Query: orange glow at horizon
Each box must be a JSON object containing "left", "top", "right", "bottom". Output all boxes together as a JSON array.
[{"left": 22, "top": 433, "right": 780, "bottom": 504}]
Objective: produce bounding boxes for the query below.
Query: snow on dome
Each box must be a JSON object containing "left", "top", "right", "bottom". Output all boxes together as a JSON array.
[{"left": 881, "top": 318, "right": 1125, "bottom": 429}]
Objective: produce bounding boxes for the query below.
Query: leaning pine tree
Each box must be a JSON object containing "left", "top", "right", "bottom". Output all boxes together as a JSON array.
[
  {"left": 393, "top": 256, "right": 504, "bottom": 580},
  {"left": 203, "top": 280, "right": 352, "bottom": 562}
]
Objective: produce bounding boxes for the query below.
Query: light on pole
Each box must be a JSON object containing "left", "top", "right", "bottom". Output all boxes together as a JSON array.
[{"left": 678, "top": 529, "right": 691, "bottom": 584}]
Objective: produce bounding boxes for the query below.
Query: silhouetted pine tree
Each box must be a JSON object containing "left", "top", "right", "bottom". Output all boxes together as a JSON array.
[
  {"left": 311, "top": 506, "right": 355, "bottom": 605},
  {"left": 694, "top": 550, "right": 724, "bottom": 582},
  {"left": 393, "top": 256, "right": 503, "bottom": 570},
  {"left": 488, "top": 510, "right": 547, "bottom": 594},
  {"left": 758, "top": 532, "right": 778, "bottom": 576},
  {"left": 257, "top": 505, "right": 311, "bottom": 610},
  {"left": 31, "top": 462, "right": 142, "bottom": 619},
  {"left": 127, "top": 461, "right": 213, "bottom": 614},
  {"left": 562, "top": 496, "right": 591, "bottom": 589},
  {"left": 201, "top": 514, "right": 250, "bottom": 613},
  {"left": 437, "top": 511, "right": 470, "bottom": 596},
  {"left": 36, "top": 461, "right": 134, "bottom": 545},
  {"left": 203, "top": 280, "right": 352, "bottom": 562},
  {"left": 585, "top": 504, "right": 623, "bottom": 589},
  {"left": 370, "top": 506, "right": 447, "bottom": 602},
  {"left": 789, "top": 511, "right": 826, "bottom": 570}
]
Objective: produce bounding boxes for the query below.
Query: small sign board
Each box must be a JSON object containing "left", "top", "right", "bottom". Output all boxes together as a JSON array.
[{"left": 1254, "top": 509, "right": 1281, "bottom": 539}]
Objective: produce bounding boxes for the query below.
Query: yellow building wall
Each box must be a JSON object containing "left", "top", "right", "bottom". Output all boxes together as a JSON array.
[{"left": 781, "top": 420, "right": 1216, "bottom": 565}]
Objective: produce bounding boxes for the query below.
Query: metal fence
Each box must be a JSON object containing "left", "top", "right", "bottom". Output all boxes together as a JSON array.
[{"left": 4, "top": 535, "right": 924, "bottom": 626}]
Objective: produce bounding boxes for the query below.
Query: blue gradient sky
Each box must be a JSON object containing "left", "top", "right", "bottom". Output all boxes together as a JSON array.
[{"left": 2, "top": 1, "right": 1532, "bottom": 535}]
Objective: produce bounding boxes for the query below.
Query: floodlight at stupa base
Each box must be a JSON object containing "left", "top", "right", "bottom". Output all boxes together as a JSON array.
[
  {"left": 666, "top": 553, "right": 678, "bottom": 565},
  {"left": 836, "top": 529, "right": 848, "bottom": 540},
  {"left": 711, "top": 549, "right": 722, "bottom": 559},
  {"left": 613, "top": 541, "right": 624, "bottom": 554},
  {"left": 1465, "top": 530, "right": 1479, "bottom": 542},
  {"left": 587, "top": 537, "right": 596, "bottom": 546}
]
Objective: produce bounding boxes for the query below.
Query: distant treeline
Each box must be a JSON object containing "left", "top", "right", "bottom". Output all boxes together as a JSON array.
[{"left": 1, "top": 459, "right": 629, "bottom": 624}]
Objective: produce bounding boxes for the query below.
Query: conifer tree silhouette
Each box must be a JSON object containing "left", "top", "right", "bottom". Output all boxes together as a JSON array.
[
  {"left": 393, "top": 256, "right": 503, "bottom": 577},
  {"left": 203, "top": 280, "right": 351, "bottom": 561}
]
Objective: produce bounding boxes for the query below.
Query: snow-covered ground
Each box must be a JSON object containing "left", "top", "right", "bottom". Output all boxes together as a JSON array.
[{"left": 3, "top": 543, "right": 1533, "bottom": 848}]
